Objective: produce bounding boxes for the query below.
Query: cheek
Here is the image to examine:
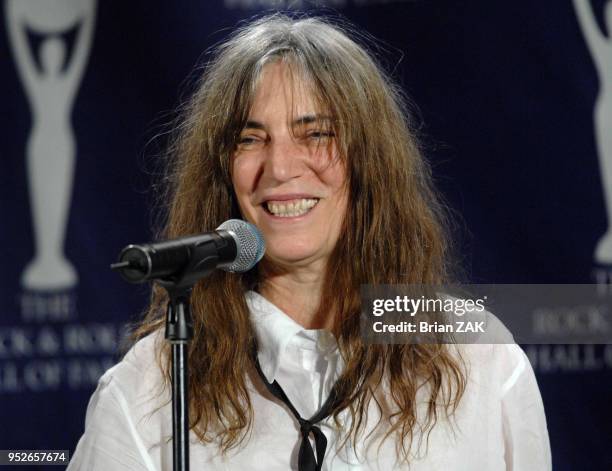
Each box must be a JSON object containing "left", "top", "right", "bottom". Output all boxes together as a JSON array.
[
  {"left": 325, "top": 164, "right": 349, "bottom": 222},
  {"left": 321, "top": 161, "right": 347, "bottom": 198},
  {"left": 231, "top": 157, "right": 258, "bottom": 200},
  {"left": 312, "top": 144, "right": 345, "bottom": 187}
]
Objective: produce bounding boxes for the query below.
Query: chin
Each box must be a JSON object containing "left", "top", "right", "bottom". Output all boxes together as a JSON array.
[
  {"left": 265, "top": 244, "right": 325, "bottom": 267},
  {"left": 268, "top": 249, "right": 316, "bottom": 263}
]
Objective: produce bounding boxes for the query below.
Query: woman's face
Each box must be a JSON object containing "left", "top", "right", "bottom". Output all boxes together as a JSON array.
[{"left": 231, "top": 62, "right": 348, "bottom": 271}]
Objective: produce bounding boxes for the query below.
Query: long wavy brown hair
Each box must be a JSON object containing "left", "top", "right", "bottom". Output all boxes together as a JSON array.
[{"left": 133, "top": 13, "right": 466, "bottom": 463}]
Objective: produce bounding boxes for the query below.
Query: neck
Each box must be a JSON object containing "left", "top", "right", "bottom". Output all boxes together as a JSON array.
[{"left": 257, "top": 260, "right": 332, "bottom": 330}]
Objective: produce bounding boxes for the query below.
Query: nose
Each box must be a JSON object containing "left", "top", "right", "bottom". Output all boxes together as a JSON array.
[{"left": 261, "top": 134, "right": 305, "bottom": 183}]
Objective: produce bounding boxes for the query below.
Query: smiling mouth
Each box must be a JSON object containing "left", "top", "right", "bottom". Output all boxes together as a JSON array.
[{"left": 264, "top": 198, "right": 319, "bottom": 217}]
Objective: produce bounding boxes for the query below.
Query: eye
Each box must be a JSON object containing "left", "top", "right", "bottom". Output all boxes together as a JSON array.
[
  {"left": 306, "top": 130, "right": 335, "bottom": 140},
  {"left": 236, "top": 134, "right": 265, "bottom": 150}
]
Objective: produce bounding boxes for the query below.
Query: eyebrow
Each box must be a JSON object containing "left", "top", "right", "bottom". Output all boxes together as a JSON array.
[{"left": 243, "top": 114, "right": 333, "bottom": 130}]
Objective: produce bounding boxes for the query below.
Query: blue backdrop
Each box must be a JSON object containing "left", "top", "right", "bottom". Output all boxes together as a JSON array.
[{"left": 1, "top": 1, "right": 611, "bottom": 470}]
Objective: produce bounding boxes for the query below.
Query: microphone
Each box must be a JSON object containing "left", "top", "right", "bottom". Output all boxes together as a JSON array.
[{"left": 110, "top": 219, "right": 265, "bottom": 284}]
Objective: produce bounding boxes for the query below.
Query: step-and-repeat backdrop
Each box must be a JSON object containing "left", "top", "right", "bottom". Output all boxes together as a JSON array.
[{"left": 1, "top": 1, "right": 611, "bottom": 469}]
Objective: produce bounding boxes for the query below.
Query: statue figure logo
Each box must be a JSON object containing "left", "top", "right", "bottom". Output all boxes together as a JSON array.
[
  {"left": 574, "top": 0, "right": 612, "bottom": 266},
  {"left": 6, "top": 0, "right": 97, "bottom": 290}
]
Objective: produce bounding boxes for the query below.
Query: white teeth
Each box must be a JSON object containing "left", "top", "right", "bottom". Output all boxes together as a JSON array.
[{"left": 266, "top": 198, "right": 318, "bottom": 217}]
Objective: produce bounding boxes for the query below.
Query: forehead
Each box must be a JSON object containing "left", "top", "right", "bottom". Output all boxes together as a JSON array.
[{"left": 249, "top": 61, "right": 325, "bottom": 118}]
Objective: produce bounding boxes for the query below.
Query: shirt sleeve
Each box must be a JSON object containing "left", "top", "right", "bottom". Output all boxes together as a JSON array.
[
  {"left": 67, "top": 369, "right": 159, "bottom": 471},
  {"left": 500, "top": 345, "right": 552, "bottom": 471}
]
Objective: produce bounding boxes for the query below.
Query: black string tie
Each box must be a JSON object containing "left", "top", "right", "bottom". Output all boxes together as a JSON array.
[{"left": 253, "top": 352, "right": 342, "bottom": 471}]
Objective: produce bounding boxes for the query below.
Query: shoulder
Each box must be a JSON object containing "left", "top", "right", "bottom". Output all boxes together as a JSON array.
[
  {"left": 83, "top": 332, "right": 168, "bottom": 448},
  {"left": 446, "top": 338, "right": 551, "bottom": 468},
  {"left": 435, "top": 295, "right": 523, "bottom": 386},
  {"left": 94, "top": 329, "right": 169, "bottom": 423},
  {"left": 450, "top": 329, "right": 551, "bottom": 467},
  {"left": 96, "top": 330, "right": 166, "bottom": 396},
  {"left": 68, "top": 331, "right": 170, "bottom": 470},
  {"left": 105, "top": 330, "right": 166, "bottom": 391},
  {"left": 447, "top": 307, "right": 533, "bottom": 399},
  {"left": 440, "top": 305, "right": 545, "bottom": 416},
  {"left": 453, "top": 342, "right": 533, "bottom": 397}
]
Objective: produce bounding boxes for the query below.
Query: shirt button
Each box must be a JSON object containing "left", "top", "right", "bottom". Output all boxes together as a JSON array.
[{"left": 317, "top": 331, "right": 336, "bottom": 353}]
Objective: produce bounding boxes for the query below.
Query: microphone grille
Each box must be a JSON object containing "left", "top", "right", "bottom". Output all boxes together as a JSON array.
[{"left": 216, "top": 219, "right": 265, "bottom": 273}]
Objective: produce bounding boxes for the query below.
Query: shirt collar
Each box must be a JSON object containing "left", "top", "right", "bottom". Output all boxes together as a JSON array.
[
  {"left": 245, "top": 290, "right": 339, "bottom": 383},
  {"left": 246, "top": 290, "right": 304, "bottom": 383}
]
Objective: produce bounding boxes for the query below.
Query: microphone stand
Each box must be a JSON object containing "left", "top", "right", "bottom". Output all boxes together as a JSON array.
[
  {"left": 157, "top": 243, "right": 227, "bottom": 471},
  {"left": 112, "top": 263, "right": 196, "bottom": 471},
  {"left": 163, "top": 283, "right": 193, "bottom": 471}
]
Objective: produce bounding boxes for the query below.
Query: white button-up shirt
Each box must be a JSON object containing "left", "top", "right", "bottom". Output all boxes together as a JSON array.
[{"left": 68, "top": 291, "right": 551, "bottom": 470}]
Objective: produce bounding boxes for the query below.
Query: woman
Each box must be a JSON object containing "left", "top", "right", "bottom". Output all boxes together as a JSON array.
[{"left": 68, "top": 14, "right": 551, "bottom": 470}]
